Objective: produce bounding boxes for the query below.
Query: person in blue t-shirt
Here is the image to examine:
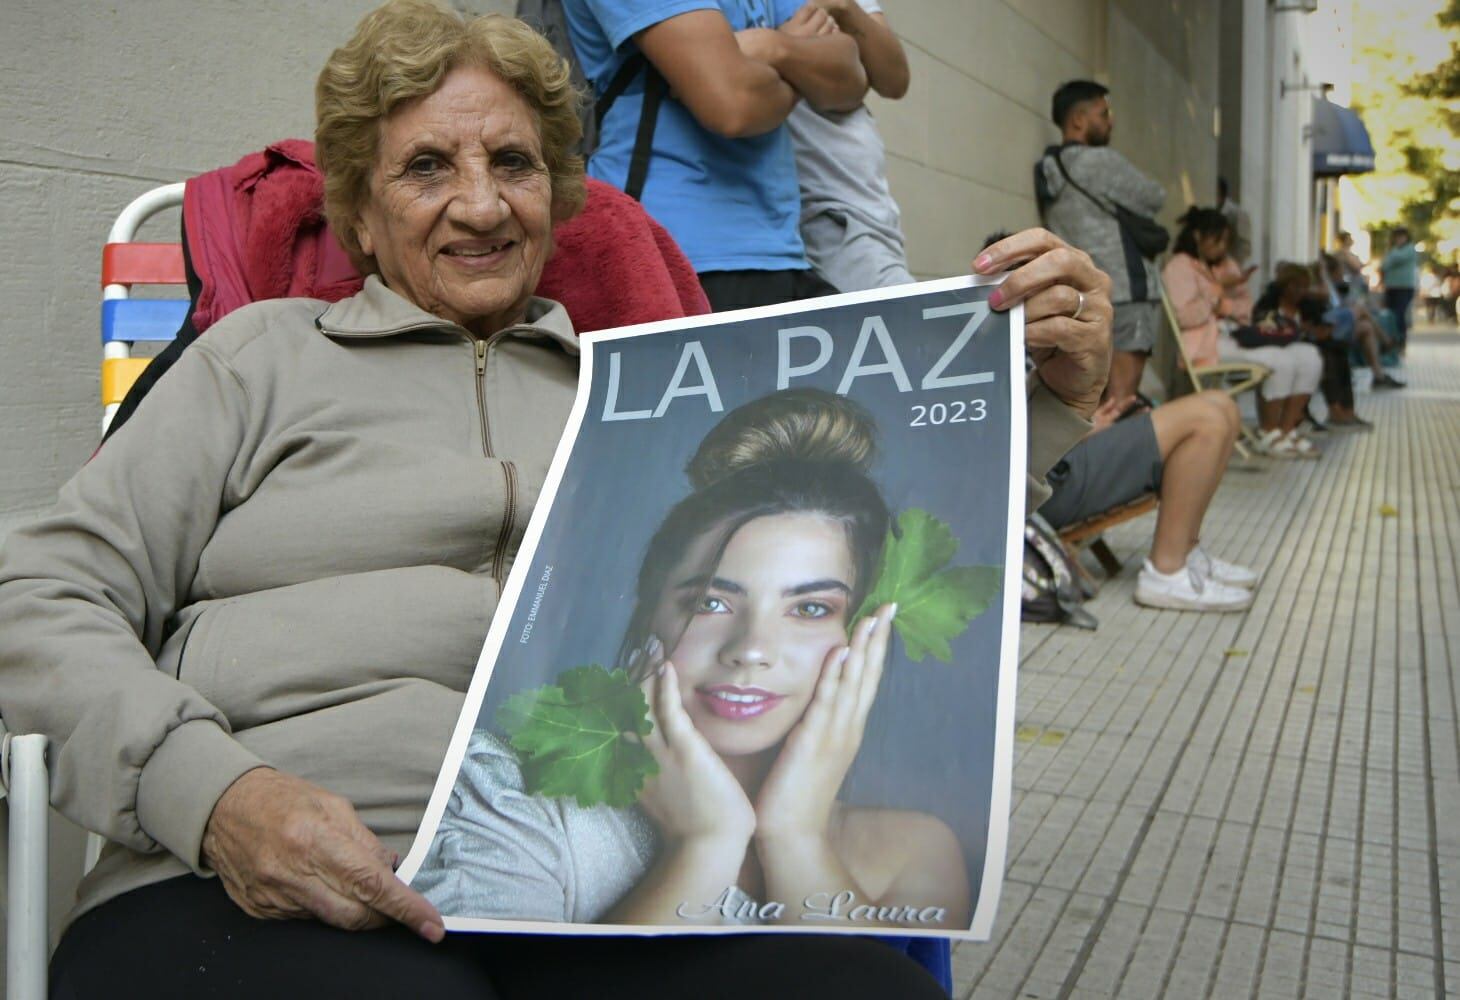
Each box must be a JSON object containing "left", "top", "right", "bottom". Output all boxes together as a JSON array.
[
  {"left": 1380, "top": 226, "right": 1419, "bottom": 348},
  {"left": 562, "top": 0, "right": 868, "bottom": 311}
]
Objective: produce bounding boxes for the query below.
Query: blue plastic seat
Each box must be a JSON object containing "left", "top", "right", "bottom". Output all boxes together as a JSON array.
[{"left": 101, "top": 298, "right": 190, "bottom": 344}]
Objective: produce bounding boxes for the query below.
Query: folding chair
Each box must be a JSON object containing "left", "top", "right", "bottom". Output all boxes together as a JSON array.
[
  {"left": 1057, "top": 492, "right": 1160, "bottom": 579},
  {"left": 1158, "top": 286, "right": 1269, "bottom": 459},
  {"left": 101, "top": 183, "right": 188, "bottom": 433}
]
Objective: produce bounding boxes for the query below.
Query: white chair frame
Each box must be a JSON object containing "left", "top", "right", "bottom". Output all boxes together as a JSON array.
[
  {"left": 102, "top": 182, "right": 186, "bottom": 433},
  {"left": 1, "top": 183, "right": 187, "bottom": 1000},
  {"left": 1, "top": 724, "right": 50, "bottom": 1000}
]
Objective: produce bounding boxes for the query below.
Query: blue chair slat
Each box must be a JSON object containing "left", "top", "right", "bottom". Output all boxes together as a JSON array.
[{"left": 101, "top": 299, "right": 189, "bottom": 344}]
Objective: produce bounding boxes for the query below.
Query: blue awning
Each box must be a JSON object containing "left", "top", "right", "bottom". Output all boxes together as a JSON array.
[{"left": 1312, "top": 99, "right": 1375, "bottom": 176}]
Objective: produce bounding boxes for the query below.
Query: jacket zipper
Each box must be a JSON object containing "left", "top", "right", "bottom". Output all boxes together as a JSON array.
[{"left": 473, "top": 337, "right": 518, "bottom": 583}]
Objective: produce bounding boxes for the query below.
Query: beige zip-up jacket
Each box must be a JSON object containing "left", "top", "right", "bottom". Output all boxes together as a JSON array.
[{"left": 0, "top": 275, "right": 1087, "bottom": 923}]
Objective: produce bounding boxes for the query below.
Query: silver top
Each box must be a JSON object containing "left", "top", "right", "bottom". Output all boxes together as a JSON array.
[{"left": 411, "top": 730, "right": 762, "bottom": 926}]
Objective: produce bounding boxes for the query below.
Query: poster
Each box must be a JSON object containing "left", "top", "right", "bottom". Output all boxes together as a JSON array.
[{"left": 398, "top": 276, "right": 1025, "bottom": 941}]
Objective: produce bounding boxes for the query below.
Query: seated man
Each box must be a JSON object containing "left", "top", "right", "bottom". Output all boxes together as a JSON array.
[{"left": 1039, "top": 391, "right": 1259, "bottom": 612}]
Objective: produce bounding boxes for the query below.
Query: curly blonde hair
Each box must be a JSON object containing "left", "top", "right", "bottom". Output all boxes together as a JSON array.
[{"left": 315, "top": 0, "right": 585, "bottom": 270}]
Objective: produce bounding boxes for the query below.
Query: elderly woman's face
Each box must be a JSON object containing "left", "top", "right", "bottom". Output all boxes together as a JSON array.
[{"left": 355, "top": 64, "right": 554, "bottom": 335}]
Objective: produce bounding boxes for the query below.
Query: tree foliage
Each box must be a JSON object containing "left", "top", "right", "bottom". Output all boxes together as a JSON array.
[{"left": 1363, "top": 0, "right": 1460, "bottom": 256}]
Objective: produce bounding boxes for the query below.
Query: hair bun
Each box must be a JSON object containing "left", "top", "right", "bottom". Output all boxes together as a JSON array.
[{"left": 685, "top": 388, "right": 877, "bottom": 490}]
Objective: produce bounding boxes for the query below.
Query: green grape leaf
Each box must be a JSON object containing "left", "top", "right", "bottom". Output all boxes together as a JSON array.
[
  {"left": 855, "top": 509, "right": 1003, "bottom": 662},
  {"left": 497, "top": 665, "right": 658, "bottom": 808}
]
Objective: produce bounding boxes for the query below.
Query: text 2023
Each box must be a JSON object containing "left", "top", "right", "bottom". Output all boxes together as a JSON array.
[{"left": 910, "top": 399, "right": 987, "bottom": 427}]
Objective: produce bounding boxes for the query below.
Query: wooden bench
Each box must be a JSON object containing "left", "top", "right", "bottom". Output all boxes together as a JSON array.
[{"left": 1056, "top": 492, "right": 1159, "bottom": 578}]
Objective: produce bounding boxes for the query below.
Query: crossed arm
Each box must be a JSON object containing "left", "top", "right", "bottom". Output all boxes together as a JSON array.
[
  {"left": 634, "top": 6, "right": 866, "bottom": 139},
  {"left": 814, "top": 0, "right": 909, "bottom": 98}
]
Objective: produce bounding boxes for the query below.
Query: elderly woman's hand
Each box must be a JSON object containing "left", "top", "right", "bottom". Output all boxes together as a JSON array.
[
  {"left": 201, "top": 768, "right": 445, "bottom": 941},
  {"left": 974, "top": 229, "right": 1114, "bottom": 420}
]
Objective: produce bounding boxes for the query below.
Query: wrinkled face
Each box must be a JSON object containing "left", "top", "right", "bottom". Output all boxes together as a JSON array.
[
  {"left": 354, "top": 64, "right": 554, "bottom": 335},
  {"left": 1197, "top": 229, "right": 1230, "bottom": 264},
  {"left": 650, "top": 513, "right": 856, "bottom": 758},
  {"left": 1081, "top": 97, "right": 1114, "bottom": 146}
]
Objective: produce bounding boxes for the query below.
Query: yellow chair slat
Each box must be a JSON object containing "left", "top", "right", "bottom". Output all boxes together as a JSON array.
[{"left": 101, "top": 357, "right": 151, "bottom": 406}]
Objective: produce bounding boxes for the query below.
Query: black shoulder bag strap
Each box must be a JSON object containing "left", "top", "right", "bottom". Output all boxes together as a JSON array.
[
  {"left": 594, "top": 52, "right": 667, "bottom": 202},
  {"left": 1053, "top": 149, "right": 1149, "bottom": 302},
  {"left": 1053, "top": 149, "right": 1117, "bottom": 220}
]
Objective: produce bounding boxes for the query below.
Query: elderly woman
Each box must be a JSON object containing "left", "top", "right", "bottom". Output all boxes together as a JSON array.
[{"left": 0, "top": 2, "right": 1110, "bottom": 997}]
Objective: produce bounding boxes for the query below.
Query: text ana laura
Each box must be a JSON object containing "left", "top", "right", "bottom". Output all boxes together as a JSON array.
[{"left": 677, "top": 887, "right": 949, "bottom": 926}]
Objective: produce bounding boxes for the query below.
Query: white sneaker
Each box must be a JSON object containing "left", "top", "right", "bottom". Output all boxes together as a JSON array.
[
  {"left": 1285, "top": 430, "right": 1321, "bottom": 459},
  {"left": 1135, "top": 560, "right": 1254, "bottom": 612},
  {"left": 1256, "top": 428, "right": 1293, "bottom": 458},
  {"left": 1189, "top": 546, "right": 1260, "bottom": 589}
]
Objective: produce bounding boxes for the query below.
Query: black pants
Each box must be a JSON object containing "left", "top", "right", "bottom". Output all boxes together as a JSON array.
[
  {"left": 1384, "top": 287, "right": 1415, "bottom": 344},
  {"left": 698, "top": 268, "right": 839, "bottom": 312},
  {"left": 1316, "top": 338, "right": 1355, "bottom": 410},
  {"left": 50, "top": 876, "right": 946, "bottom": 1000}
]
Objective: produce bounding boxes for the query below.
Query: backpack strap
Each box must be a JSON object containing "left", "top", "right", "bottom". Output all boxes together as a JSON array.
[
  {"left": 594, "top": 52, "right": 666, "bottom": 203},
  {"left": 594, "top": 52, "right": 646, "bottom": 122}
]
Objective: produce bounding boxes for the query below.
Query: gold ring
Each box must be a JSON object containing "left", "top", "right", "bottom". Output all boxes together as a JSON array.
[{"left": 1070, "top": 289, "right": 1086, "bottom": 322}]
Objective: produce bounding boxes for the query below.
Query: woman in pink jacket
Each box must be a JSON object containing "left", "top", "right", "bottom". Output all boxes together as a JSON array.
[{"left": 1162, "top": 209, "right": 1321, "bottom": 459}]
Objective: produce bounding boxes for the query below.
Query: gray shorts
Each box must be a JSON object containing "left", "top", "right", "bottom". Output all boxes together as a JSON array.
[
  {"left": 1037, "top": 412, "right": 1163, "bottom": 529},
  {"left": 1112, "top": 300, "right": 1160, "bottom": 354}
]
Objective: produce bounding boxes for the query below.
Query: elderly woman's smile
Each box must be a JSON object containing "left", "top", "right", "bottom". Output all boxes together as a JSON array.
[{"left": 354, "top": 63, "right": 555, "bottom": 336}]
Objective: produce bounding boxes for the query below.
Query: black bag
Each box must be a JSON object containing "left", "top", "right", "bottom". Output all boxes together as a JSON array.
[
  {"left": 1231, "top": 316, "right": 1300, "bottom": 349},
  {"left": 1022, "top": 514, "right": 1098, "bottom": 629},
  {"left": 1053, "top": 151, "right": 1170, "bottom": 260}
]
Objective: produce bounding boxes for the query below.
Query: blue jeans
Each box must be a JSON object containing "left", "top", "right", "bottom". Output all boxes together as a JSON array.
[{"left": 1384, "top": 287, "right": 1415, "bottom": 345}]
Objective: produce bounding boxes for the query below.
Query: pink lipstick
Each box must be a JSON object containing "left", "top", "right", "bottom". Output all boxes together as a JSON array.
[{"left": 695, "top": 684, "right": 785, "bottom": 721}]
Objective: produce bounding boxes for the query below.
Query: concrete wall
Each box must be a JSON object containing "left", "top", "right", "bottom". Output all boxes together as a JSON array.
[
  {"left": 0, "top": 0, "right": 424, "bottom": 541},
  {"left": 870, "top": 0, "right": 1104, "bottom": 278},
  {"left": 1105, "top": 0, "right": 1222, "bottom": 222},
  {"left": 880, "top": 0, "right": 1219, "bottom": 281},
  {"left": 0, "top": 0, "right": 1221, "bottom": 976}
]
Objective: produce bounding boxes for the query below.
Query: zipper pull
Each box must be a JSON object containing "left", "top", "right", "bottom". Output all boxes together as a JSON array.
[{"left": 475, "top": 339, "right": 487, "bottom": 377}]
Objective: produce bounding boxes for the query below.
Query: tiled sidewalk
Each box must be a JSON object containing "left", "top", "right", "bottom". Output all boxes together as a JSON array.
[{"left": 956, "top": 329, "right": 1459, "bottom": 999}]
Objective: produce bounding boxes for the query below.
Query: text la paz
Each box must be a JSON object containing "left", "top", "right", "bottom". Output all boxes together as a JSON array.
[{"left": 601, "top": 301, "right": 995, "bottom": 422}]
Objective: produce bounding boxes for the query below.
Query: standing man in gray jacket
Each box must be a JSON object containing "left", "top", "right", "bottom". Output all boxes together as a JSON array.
[{"left": 1036, "top": 80, "right": 1165, "bottom": 403}]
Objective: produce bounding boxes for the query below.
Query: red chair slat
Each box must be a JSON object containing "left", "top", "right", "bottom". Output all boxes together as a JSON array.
[{"left": 102, "top": 243, "right": 185, "bottom": 287}]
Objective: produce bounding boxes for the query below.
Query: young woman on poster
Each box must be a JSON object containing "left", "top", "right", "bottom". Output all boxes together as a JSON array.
[{"left": 415, "top": 389, "right": 972, "bottom": 930}]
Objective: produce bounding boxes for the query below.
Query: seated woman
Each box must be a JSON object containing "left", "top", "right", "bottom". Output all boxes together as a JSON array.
[
  {"left": 1162, "top": 209, "right": 1323, "bottom": 459},
  {"left": 414, "top": 390, "right": 970, "bottom": 928},
  {"left": 0, "top": 2, "right": 1110, "bottom": 997}
]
